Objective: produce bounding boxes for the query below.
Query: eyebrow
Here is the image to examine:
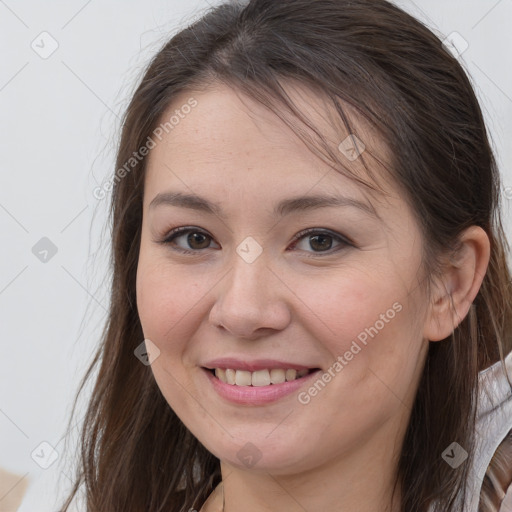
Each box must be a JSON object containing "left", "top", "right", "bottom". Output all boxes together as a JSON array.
[{"left": 148, "top": 191, "right": 378, "bottom": 219}]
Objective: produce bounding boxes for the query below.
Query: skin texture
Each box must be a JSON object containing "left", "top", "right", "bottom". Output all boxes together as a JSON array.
[{"left": 135, "top": 82, "right": 490, "bottom": 512}]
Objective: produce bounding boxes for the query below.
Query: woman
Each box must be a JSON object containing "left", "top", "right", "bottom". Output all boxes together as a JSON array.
[{"left": 59, "top": 0, "right": 512, "bottom": 511}]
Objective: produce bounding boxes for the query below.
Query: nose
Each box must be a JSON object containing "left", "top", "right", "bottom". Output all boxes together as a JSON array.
[{"left": 208, "top": 252, "right": 292, "bottom": 340}]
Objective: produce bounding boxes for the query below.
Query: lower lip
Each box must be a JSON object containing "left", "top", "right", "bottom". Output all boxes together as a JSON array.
[{"left": 202, "top": 368, "right": 322, "bottom": 406}]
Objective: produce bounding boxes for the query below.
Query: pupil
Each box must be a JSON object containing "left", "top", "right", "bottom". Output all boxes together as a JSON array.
[
  {"left": 184, "top": 233, "right": 333, "bottom": 251},
  {"left": 188, "top": 233, "right": 210, "bottom": 249},
  {"left": 310, "top": 234, "right": 332, "bottom": 251}
]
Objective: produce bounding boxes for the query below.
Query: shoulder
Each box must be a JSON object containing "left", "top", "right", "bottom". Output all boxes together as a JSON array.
[
  {"left": 476, "top": 349, "right": 512, "bottom": 437},
  {"left": 198, "top": 481, "right": 223, "bottom": 512},
  {"left": 476, "top": 350, "right": 512, "bottom": 512},
  {"left": 500, "top": 482, "right": 512, "bottom": 512}
]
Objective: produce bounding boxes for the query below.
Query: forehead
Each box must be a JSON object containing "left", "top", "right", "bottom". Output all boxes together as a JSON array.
[{"left": 144, "top": 81, "right": 395, "bottom": 206}]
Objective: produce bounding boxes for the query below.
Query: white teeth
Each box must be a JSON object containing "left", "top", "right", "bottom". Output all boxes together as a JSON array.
[
  {"left": 213, "top": 367, "right": 311, "bottom": 386},
  {"left": 285, "top": 369, "right": 297, "bottom": 381},
  {"left": 270, "top": 369, "right": 286, "bottom": 384},
  {"left": 251, "top": 369, "right": 271, "bottom": 387},
  {"left": 235, "top": 370, "right": 252, "bottom": 386},
  {"left": 215, "top": 368, "right": 227, "bottom": 383},
  {"left": 225, "top": 369, "right": 236, "bottom": 385}
]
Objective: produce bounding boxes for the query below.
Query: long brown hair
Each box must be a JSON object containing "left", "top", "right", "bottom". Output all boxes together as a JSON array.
[{"left": 59, "top": 1, "right": 512, "bottom": 511}]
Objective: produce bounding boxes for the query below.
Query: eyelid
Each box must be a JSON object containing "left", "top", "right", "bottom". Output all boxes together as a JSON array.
[
  {"left": 156, "top": 226, "right": 353, "bottom": 255},
  {"left": 288, "top": 228, "right": 353, "bottom": 257},
  {"left": 156, "top": 226, "right": 218, "bottom": 255},
  {"left": 290, "top": 227, "right": 354, "bottom": 248}
]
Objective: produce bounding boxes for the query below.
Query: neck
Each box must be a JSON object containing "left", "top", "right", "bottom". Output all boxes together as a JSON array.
[{"left": 217, "top": 417, "right": 404, "bottom": 512}]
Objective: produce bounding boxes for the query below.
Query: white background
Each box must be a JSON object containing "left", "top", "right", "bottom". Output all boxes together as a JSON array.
[{"left": 0, "top": 0, "right": 511, "bottom": 510}]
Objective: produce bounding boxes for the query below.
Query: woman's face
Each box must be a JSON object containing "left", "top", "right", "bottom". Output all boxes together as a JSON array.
[{"left": 136, "top": 82, "right": 431, "bottom": 475}]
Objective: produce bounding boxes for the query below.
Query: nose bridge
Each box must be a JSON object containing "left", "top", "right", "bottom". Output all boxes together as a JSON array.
[
  {"left": 209, "top": 245, "right": 290, "bottom": 338},
  {"left": 222, "top": 249, "right": 273, "bottom": 317},
  {"left": 234, "top": 246, "right": 273, "bottom": 300}
]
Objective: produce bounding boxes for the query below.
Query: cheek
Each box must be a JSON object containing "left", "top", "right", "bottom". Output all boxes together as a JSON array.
[
  {"left": 289, "top": 273, "right": 424, "bottom": 445},
  {"left": 292, "top": 266, "right": 423, "bottom": 393},
  {"left": 135, "top": 257, "right": 207, "bottom": 353},
  {"left": 135, "top": 259, "right": 209, "bottom": 416},
  {"left": 294, "top": 268, "right": 407, "bottom": 346}
]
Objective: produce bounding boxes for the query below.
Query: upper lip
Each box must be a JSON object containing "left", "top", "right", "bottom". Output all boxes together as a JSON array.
[{"left": 202, "top": 358, "right": 319, "bottom": 372}]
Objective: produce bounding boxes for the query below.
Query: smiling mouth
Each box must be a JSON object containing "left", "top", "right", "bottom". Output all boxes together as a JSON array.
[{"left": 204, "top": 367, "right": 320, "bottom": 386}]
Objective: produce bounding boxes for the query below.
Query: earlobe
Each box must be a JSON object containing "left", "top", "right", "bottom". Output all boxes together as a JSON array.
[{"left": 423, "top": 226, "right": 491, "bottom": 342}]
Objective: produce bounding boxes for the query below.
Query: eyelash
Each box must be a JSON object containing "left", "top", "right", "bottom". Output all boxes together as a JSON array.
[{"left": 156, "top": 226, "right": 353, "bottom": 257}]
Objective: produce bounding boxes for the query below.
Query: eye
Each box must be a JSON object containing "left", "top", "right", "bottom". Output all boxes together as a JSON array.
[
  {"left": 289, "top": 228, "right": 352, "bottom": 255},
  {"left": 157, "top": 226, "right": 352, "bottom": 256},
  {"left": 158, "top": 226, "right": 219, "bottom": 255}
]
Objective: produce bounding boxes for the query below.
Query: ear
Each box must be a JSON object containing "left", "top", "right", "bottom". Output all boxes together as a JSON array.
[{"left": 423, "top": 226, "right": 491, "bottom": 342}]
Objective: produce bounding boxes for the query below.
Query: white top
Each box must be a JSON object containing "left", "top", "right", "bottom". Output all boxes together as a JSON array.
[
  {"left": 470, "top": 349, "right": 512, "bottom": 511},
  {"left": 432, "top": 349, "right": 512, "bottom": 512}
]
